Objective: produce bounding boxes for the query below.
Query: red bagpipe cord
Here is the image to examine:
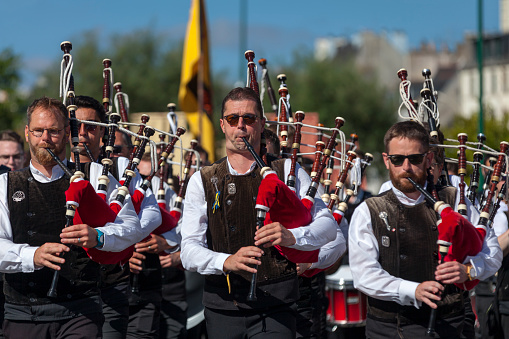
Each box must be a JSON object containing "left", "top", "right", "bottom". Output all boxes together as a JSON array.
[
  {"left": 66, "top": 178, "right": 132, "bottom": 265},
  {"left": 438, "top": 206, "right": 484, "bottom": 290},
  {"left": 256, "top": 172, "right": 318, "bottom": 263}
]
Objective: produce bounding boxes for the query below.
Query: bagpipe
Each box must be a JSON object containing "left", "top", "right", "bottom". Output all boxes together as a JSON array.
[
  {"left": 245, "top": 51, "right": 373, "bottom": 282},
  {"left": 396, "top": 67, "right": 509, "bottom": 281}
]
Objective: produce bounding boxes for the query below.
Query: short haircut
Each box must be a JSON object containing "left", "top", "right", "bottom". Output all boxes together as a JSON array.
[
  {"left": 384, "top": 121, "right": 429, "bottom": 153},
  {"left": 116, "top": 131, "right": 133, "bottom": 150},
  {"left": 0, "top": 130, "right": 24, "bottom": 149},
  {"left": 263, "top": 128, "right": 280, "bottom": 155},
  {"left": 27, "top": 97, "right": 69, "bottom": 127},
  {"left": 75, "top": 95, "right": 107, "bottom": 123},
  {"left": 194, "top": 144, "right": 209, "bottom": 163},
  {"left": 221, "top": 87, "right": 263, "bottom": 118}
]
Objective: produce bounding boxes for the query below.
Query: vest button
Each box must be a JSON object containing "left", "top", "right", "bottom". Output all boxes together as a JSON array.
[
  {"left": 28, "top": 282, "right": 35, "bottom": 287},
  {"left": 225, "top": 175, "right": 231, "bottom": 180},
  {"left": 29, "top": 297, "right": 36, "bottom": 303},
  {"left": 27, "top": 177, "right": 33, "bottom": 182},
  {"left": 27, "top": 230, "right": 34, "bottom": 236},
  {"left": 70, "top": 280, "right": 75, "bottom": 285},
  {"left": 432, "top": 226, "right": 437, "bottom": 231},
  {"left": 27, "top": 212, "right": 33, "bottom": 217},
  {"left": 400, "top": 254, "right": 407, "bottom": 260},
  {"left": 264, "top": 275, "right": 269, "bottom": 280},
  {"left": 229, "top": 225, "right": 236, "bottom": 232},
  {"left": 101, "top": 266, "right": 107, "bottom": 271},
  {"left": 399, "top": 228, "right": 406, "bottom": 233},
  {"left": 67, "top": 294, "right": 72, "bottom": 299},
  {"left": 226, "top": 199, "right": 232, "bottom": 206},
  {"left": 251, "top": 172, "right": 256, "bottom": 178}
]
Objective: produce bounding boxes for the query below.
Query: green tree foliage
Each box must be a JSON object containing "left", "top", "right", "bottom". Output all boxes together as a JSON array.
[
  {"left": 281, "top": 51, "right": 398, "bottom": 157},
  {"left": 441, "top": 111, "right": 509, "bottom": 161},
  {"left": 0, "top": 49, "right": 25, "bottom": 131}
]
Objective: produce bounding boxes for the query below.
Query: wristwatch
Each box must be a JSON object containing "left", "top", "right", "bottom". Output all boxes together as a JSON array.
[
  {"left": 466, "top": 263, "right": 477, "bottom": 281},
  {"left": 95, "top": 229, "right": 105, "bottom": 248}
]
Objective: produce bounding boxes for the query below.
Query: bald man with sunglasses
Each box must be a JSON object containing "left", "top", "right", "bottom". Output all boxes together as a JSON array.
[
  {"left": 180, "top": 87, "right": 337, "bottom": 338},
  {"left": 348, "top": 121, "right": 501, "bottom": 338}
]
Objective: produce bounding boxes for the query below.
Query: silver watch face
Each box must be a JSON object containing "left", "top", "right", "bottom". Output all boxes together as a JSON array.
[{"left": 470, "top": 265, "right": 478, "bottom": 279}]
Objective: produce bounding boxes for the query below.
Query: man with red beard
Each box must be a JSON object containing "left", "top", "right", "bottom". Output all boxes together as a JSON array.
[
  {"left": 0, "top": 97, "right": 143, "bottom": 338},
  {"left": 348, "top": 121, "right": 501, "bottom": 338}
]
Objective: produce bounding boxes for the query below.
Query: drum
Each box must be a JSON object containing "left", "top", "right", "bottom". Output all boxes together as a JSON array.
[{"left": 325, "top": 264, "right": 367, "bottom": 327}]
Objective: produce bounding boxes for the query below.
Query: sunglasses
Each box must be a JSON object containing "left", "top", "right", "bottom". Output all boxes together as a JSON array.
[
  {"left": 386, "top": 153, "right": 427, "bottom": 166},
  {"left": 223, "top": 114, "right": 258, "bottom": 127},
  {"left": 78, "top": 122, "right": 99, "bottom": 132}
]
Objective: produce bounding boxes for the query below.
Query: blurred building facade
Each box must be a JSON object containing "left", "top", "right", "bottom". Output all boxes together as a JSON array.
[{"left": 314, "top": 0, "right": 509, "bottom": 129}]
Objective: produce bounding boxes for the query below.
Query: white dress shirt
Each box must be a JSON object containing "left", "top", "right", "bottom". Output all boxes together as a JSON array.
[
  {"left": 181, "top": 158, "right": 338, "bottom": 275},
  {"left": 0, "top": 160, "right": 143, "bottom": 274},
  {"left": 115, "top": 157, "right": 162, "bottom": 238},
  {"left": 149, "top": 175, "right": 182, "bottom": 249},
  {"left": 349, "top": 181, "right": 502, "bottom": 309}
]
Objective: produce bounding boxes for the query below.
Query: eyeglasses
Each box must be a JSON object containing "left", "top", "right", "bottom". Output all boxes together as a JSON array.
[
  {"left": 78, "top": 122, "right": 99, "bottom": 132},
  {"left": 28, "top": 128, "right": 64, "bottom": 137},
  {"left": 386, "top": 153, "right": 427, "bottom": 166},
  {"left": 222, "top": 114, "right": 258, "bottom": 127}
]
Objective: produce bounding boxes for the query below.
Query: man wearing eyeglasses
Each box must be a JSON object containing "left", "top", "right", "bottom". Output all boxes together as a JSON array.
[
  {"left": 348, "top": 121, "right": 502, "bottom": 338},
  {"left": 181, "top": 87, "right": 337, "bottom": 338},
  {"left": 0, "top": 97, "right": 144, "bottom": 338}
]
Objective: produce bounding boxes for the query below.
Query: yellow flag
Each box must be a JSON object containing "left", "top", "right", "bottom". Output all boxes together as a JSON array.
[{"left": 178, "top": 0, "right": 215, "bottom": 162}]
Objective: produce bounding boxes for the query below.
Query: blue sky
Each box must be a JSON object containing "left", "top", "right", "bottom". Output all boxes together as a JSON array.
[{"left": 1, "top": 0, "right": 500, "bottom": 90}]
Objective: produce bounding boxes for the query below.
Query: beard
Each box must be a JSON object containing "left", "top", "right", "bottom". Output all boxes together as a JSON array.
[
  {"left": 389, "top": 167, "right": 427, "bottom": 193},
  {"left": 29, "top": 138, "right": 67, "bottom": 167}
]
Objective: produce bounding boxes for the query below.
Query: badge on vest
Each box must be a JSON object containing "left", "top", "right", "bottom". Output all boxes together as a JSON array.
[
  {"left": 12, "top": 191, "right": 25, "bottom": 202},
  {"left": 379, "top": 211, "right": 395, "bottom": 232},
  {"left": 382, "top": 236, "right": 390, "bottom": 247},
  {"left": 228, "top": 183, "right": 236, "bottom": 195}
]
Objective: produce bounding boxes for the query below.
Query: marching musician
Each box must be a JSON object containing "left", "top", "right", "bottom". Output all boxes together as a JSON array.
[
  {"left": 74, "top": 95, "right": 162, "bottom": 339},
  {"left": 180, "top": 87, "right": 337, "bottom": 338},
  {"left": 0, "top": 97, "right": 142, "bottom": 338},
  {"left": 349, "top": 121, "right": 502, "bottom": 338}
]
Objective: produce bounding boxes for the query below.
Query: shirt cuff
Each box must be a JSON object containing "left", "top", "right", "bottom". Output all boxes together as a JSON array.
[
  {"left": 23, "top": 246, "right": 39, "bottom": 272},
  {"left": 216, "top": 253, "right": 232, "bottom": 275},
  {"left": 399, "top": 280, "right": 421, "bottom": 309},
  {"left": 464, "top": 256, "right": 483, "bottom": 279}
]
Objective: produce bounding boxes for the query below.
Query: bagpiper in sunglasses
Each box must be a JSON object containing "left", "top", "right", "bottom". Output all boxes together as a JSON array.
[
  {"left": 222, "top": 114, "right": 258, "bottom": 127},
  {"left": 386, "top": 153, "right": 428, "bottom": 166}
]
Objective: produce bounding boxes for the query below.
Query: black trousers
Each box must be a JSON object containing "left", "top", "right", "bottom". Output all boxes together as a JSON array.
[
  {"left": 3, "top": 313, "right": 104, "bottom": 339},
  {"left": 158, "top": 299, "right": 187, "bottom": 339},
  {"left": 101, "top": 282, "right": 130, "bottom": 339},
  {"left": 365, "top": 312, "right": 469, "bottom": 339},
  {"left": 296, "top": 272, "right": 327, "bottom": 338},
  {"left": 204, "top": 303, "right": 297, "bottom": 339}
]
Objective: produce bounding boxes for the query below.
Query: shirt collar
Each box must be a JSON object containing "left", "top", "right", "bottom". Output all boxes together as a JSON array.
[
  {"left": 226, "top": 157, "right": 257, "bottom": 175},
  {"left": 29, "top": 159, "right": 68, "bottom": 183},
  {"left": 389, "top": 181, "right": 426, "bottom": 206}
]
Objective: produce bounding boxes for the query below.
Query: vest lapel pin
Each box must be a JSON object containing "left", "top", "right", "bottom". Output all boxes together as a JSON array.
[
  {"left": 211, "top": 176, "right": 220, "bottom": 213},
  {"left": 382, "top": 236, "right": 390, "bottom": 247},
  {"left": 228, "top": 182, "right": 236, "bottom": 195},
  {"left": 12, "top": 191, "right": 25, "bottom": 202},
  {"left": 379, "top": 211, "right": 395, "bottom": 232}
]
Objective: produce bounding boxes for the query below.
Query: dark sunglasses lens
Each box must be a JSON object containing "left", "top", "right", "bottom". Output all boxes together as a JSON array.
[
  {"left": 86, "top": 125, "right": 97, "bottom": 132},
  {"left": 242, "top": 115, "right": 257, "bottom": 125},
  {"left": 408, "top": 154, "right": 425, "bottom": 165},
  {"left": 390, "top": 156, "right": 405, "bottom": 166},
  {"left": 225, "top": 115, "right": 240, "bottom": 126}
]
